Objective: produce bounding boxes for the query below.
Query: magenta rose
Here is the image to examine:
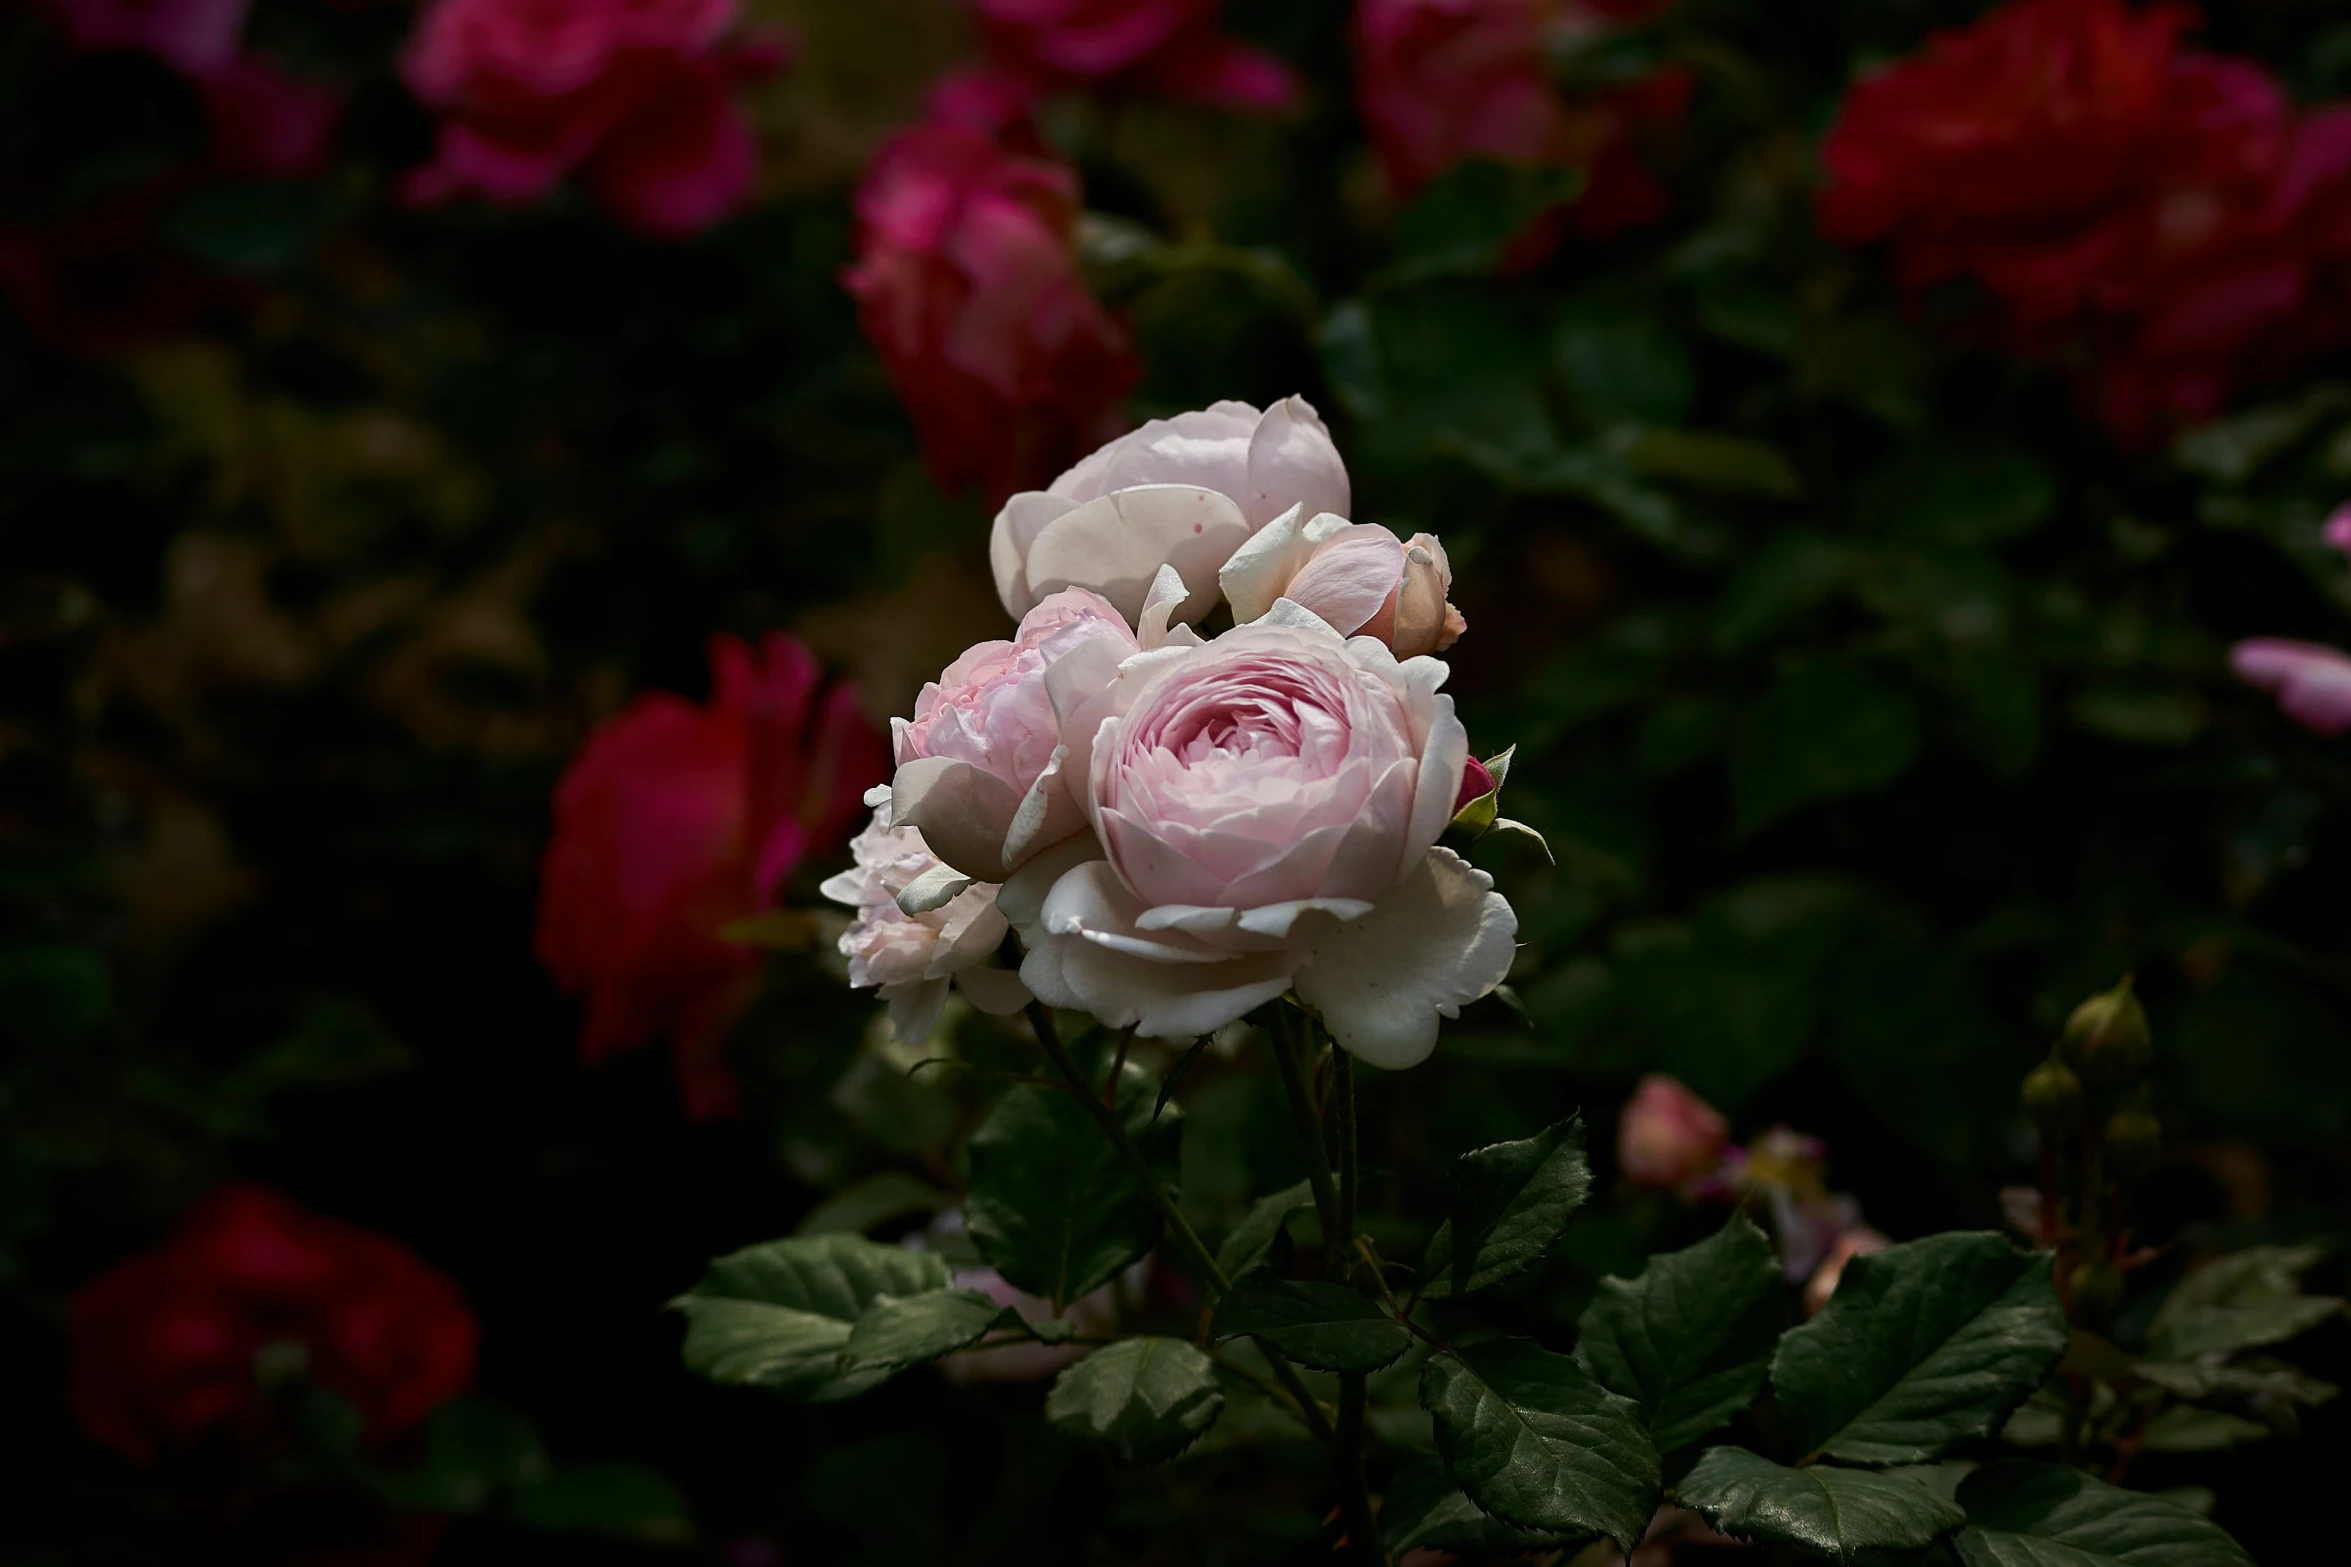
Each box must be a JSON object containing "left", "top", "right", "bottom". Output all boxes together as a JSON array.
[
  {"left": 1007, "top": 605, "right": 1515, "bottom": 1067},
  {"left": 401, "top": 0, "right": 788, "bottom": 237},
  {"left": 962, "top": 0, "right": 1298, "bottom": 111},
  {"left": 843, "top": 86, "right": 1140, "bottom": 506},
  {"left": 44, "top": 0, "right": 250, "bottom": 72},
  {"left": 2233, "top": 638, "right": 2351, "bottom": 736}
]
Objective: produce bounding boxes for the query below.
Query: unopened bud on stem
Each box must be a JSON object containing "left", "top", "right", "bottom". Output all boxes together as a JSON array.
[
  {"left": 2103, "top": 1093, "right": 2162, "bottom": 1181},
  {"left": 2022, "top": 1058, "right": 2085, "bottom": 1137},
  {"left": 2059, "top": 976, "right": 2152, "bottom": 1094}
]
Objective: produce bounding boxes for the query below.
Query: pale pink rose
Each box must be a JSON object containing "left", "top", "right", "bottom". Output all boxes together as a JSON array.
[
  {"left": 819, "top": 791, "right": 1030, "bottom": 1043},
  {"left": 1802, "top": 1225, "right": 1890, "bottom": 1316},
  {"left": 1616, "top": 1074, "right": 1730, "bottom": 1194},
  {"left": 889, "top": 587, "right": 1162, "bottom": 883},
  {"left": 1221, "top": 508, "right": 1466, "bottom": 656},
  {"left": 2325, "top": 504, "right": 2351, "bottom": 558},
  {"left": 1004, "top": 605, "right": 1515, "bottom": 1067},
  {"left": 989, "top": 397, "right": 1351, "bottom": 624},
  {"left": 2232, "top": 637, "right": 2351, "bottom": 735}
]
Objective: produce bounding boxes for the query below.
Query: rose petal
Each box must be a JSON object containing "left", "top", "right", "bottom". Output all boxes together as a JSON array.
[{"left": 1295, "top": 847, "right": 1518, "bottom": 1069}]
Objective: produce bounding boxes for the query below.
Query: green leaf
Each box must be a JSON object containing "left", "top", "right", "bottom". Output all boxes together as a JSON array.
[
  {"left": 1214, "top": 1180, "right": 1315, "bottom": 1277},
  {"left": 1382, "top": 1454, "right": 1584, "bottom": 1557},
  {"left": 1729, "top": 660, "right": 1922, "bottom": 837},
  {"left": 966, "top": 1057, "right": 1182, "bottom": 1306},
  {"left": 672, "top": 1234, "right": 950, "bottom": 1402},
  {"left": 1677, "top": 1447, "right": 1962, "bottom": 1561},
  {"left": 792, "top": 1170, "right": 950, "bottom": 1237},
  {"left": 843, "top": 1288, "right": 1017, "bottom": 1374},
  {"left": 1773, "top": 1232, "right": 2068, "bottom": 1465},
  {"left": 1556, "top": 289, "right": 1695, "bottom": 428},
  {"left": 1713, "top": 532, "right": 1849, "bottom": 654},
  {"left": 1212, "top": 1269, "right": 1413, "bottom": 1373},
  {"left": 1421, "top": 1339, "right": 1661, "bottom": 1551},
  {"left": 1045, "top": 1337, "right": 1225, "bottom": 1463},
  {"left": 1855, "top": 440, "right": 2056, "bottom": 548},
  {"left": 2068, "top": 685, "right": 2201, "bottom": 746},
  {"left": 1155, "top": 1033, "right": 1214, "bottom": 1120},
  {"left": 2146, "top": 1245, "right": 2342, "bottom": 1361},
  {"left": 511, "top": 1464, "right": 694, "bottom": 1543},
  {"left": 1422, "top": 1116, "right": 1592, "bottom": 1298},
  {"left": 1383, "top": 160, "right": 1582, "bottom": 283},
  {"left": 1576, "top": 1216, "right": 1783, "bottom": 1453},
  {"left": 1952, "top": 1461, "right": 2254, "bottom": 1567},
  {"left": 1625, "top": 428, "right": 1805, "bottom": 498},
  {"left": 2139, "top": 1406, "right": 2273, "bottom": 1451},
  {"left": 369, "top": 1399, "right": 546, "bottom": 1513}
]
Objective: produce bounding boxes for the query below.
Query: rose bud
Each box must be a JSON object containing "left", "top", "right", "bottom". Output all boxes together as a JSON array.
[
  {"left": 1616, "top": 1074, "right": 1731, "bottom": 1194},
  {"left": 1220, "top": 508, "right": 1467, "bottom": 656},
  {"left": 2057, "top": 974, "right": 2151, "bottom": 1092},
  {"left": 990, "top": 397, "right": 1350, "bottom": 625}
]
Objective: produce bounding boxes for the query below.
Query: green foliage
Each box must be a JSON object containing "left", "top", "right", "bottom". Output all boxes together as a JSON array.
[
  {"left": 1421, "top": 1115, "right": 1592, "bottom": 1297},
  {"left": 1381, "top": 1454, "right": 1583, "bottom": 1557},
  {"left": 1952, "top": 1463, "right": 2255, "bottom": 1567},
  {"left": 672, "top": 1234, "right": 952, "bottom": 1401},
  {"left": 1420, "top": 1339, "right": 1661, "bottom": 1551},
  {"left": 1773, "top": 1233, "right": 2070, "bottom": 1465},
  {"left": 1213, "top": 1179, "right": 1315, "bottom": 1277},
  {"left": 1212, "top": 1269, "right": 1413, "bottom": 1374},
  {"left": 965, "top": 1056, "right": 1183, "bottom": 1305},
  {"left": 1677, "top": 1446, "right": 1964, "bottom": 1561},
  {"left": 1576, "top": 1216, "right": 1783, "bottom": 1454},
  {"left": 1044, "top": 1338, "right": 1225, "bottom": 1464},
  {"left": 843, "top": 1289, "right": 1018, "bottom": 1374}
]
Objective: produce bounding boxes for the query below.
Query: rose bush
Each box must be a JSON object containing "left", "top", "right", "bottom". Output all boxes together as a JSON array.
[
  {"left": 960, "top": 0, "right": 1297, "bottom": 111},
  {"left": 536, "top": 633, "right": 885, "bottom": 1116},
  {"left": 69, "top": 1186, "right": 476, "bottom": 1464}
]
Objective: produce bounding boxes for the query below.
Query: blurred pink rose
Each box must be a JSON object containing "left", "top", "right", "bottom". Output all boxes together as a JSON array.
[
  {"left": 962, "top": 0, "right": 1297, "bottom": 111},
  {"left": 1007, "top": 608, "right": 1514, "bottom": 1066},
  {"left": 1802, "top": 1225, "right": 1890, "bottom": 1315},
  {"left": 201, "top": 56, "right": 342, "bottom": 176},
  {"left": 1220, "top": 508, "right": 1465, "bottom": 657},
  {"left": 1728, "top": 1126, "right": 1862, "bottom": 1282},
  {"left": 820, "top": 795, "right": 1029, "bottom": 1043},
  {"left": 2326, "top": 504, "right": 2351, "bottom": 558},
  {"left": 2232, "top": 637, "right": 2351, "bottom": 735},
  {"left": 991, "top": 397, "right": 1351, "bottom": 624},
  {"left": 844, "top": 90, "right": 1140, "bottom": 506},
  {"left": 890, "top": 588, "right": 1140, "bottom": 881},
  {"left": 1617, "top": 1074, "right": 1730, "bottom": 1194},
  {"left": 536, "top": 634, "right": 888, "bottom": 1116},
  {"left": 1352, "top": 0, "right": 1690, "bottom": 248},
  {"left": 45, "top": 0, "right": 251, "bottom": 72},
  {"left": 401, "top": 0, "right": 788, "bottom": 236}
]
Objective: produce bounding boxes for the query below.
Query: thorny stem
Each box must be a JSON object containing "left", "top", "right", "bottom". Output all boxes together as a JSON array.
[
  {"left": 1271, "top": 1014, "right": 1391, "bottom": 1567},
  {"left": 1021, "top": 1001, "right": 1334, "bottom": 1445}
]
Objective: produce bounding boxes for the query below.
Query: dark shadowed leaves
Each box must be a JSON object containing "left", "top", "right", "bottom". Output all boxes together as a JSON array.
[
  {"left": 1422, "top": 1339, "right": 1660, "bottom": 1550},
  {"left": 672, "top": 1235, "right": 951, "bottom": 1402},
  {"left": 1212, "top": 1270, "right": 1412, "bottom": 1374},
  {"left": 1382, "top": 1454, "right": 1586, "bottom": 1557},
  {"left": 1677, "top": 1446, "right": 1962, "bottom": 1561},
  {"left": 1576, "top": 1216, "right": 1782, "bottom": 1453},
  {"left": 1422, "top": 1116, "right": 1592, "bottom": 1297},
  {"left": 843, "top": 1289, "right": 1018, "bottom": 1374},
  {"left": 1045, "top": 1337, "right": 1224, "bottom": 1464},
  {"left": 966, "top": 1058, "right": 1182, "bottom": 1306},
  {"left": 1772, "top": 1232, "right": 2067, "bottom": 1465},
  {"left": 1729, "top": 660, "right": 1922, "bottom": 837},
  {"left": 1952, "top": 1462, "right": 2254, "bottom": 1567}
]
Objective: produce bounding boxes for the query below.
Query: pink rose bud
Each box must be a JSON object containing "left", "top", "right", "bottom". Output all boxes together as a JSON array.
[
  {"left": 1454, "top": 755, "right": 1497, "bottom": 814},
  {"left": 1617, "top": 1074, "right": 1731, "bottom": 1193},
  {"left": 2231, "top": 637, "right": 2351, "bottom": 735},
  {"left": 1803, "top": 1226, "right": 1890, "bottom": 1316},
  {"left": 1219, "top": 510, "right": 1466, "bottom": 656}
]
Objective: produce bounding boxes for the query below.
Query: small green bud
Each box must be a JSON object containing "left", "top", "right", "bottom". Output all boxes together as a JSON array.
[
  {"left": 2021, "top": 1058, "right": 2085, "bottom": 1137},
  {"left": 2068, "top": 1259, "right": 2125, "bottom": 1328},
  {"left": 2103, "top": 1099, "right": 2162, "bottom": 1180},
  {"left": 2059, "top": 976, "right": 2152, "bottom": 1092}
]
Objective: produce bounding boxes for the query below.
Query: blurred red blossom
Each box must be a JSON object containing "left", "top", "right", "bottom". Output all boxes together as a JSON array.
[
  {"left": 1352, "top": 0, "right": 1689, "bottom": 253},
  {"left": 1819, "top": 0, "right": 2351, "bottom": 442},
  {"left": 41, "top": 0, "right": 251, "bottom": 72},
  {"left": 401, "top": 0, "right": 790, "bottom": 237},
  {"left": 68, "top": 1186, "right": 476, "bottom": 1465},
  {"left": 960, "top": 0, "right": 1298, "bottom": 111},
  {"left": 1616, "top": 1073, "right": 1730, "bottom": 1195},
  {"left": 844, "top": 80, "right": 1141, "bottom": 504},
  {"left": 536, "top": 634, "right": 887, "bottom": 1117}
]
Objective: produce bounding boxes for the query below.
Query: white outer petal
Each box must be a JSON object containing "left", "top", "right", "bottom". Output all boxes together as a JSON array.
[
  {"left": 991, "top": 492, "right": 1079, "bottom": 620},
  {"left": 1294, "top": 848, "right": 1517, "bottom": 1070}
]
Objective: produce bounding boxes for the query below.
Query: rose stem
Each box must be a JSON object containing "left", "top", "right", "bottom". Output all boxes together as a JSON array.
[
  {"left": 1329, "top": 1039, "right": 1391, "bottom": 1567},
  {"left": 1021, "top": 1000, "right": 1334, "bottom": 1444},
  {"left": 1268, "top": 1006, "right": 1343, "bottom": 1249}
]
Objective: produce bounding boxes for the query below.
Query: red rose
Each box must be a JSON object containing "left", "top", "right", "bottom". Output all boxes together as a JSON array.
[
  {"left": 1818, "top": 0, "right": 2351, "bottom": 442},
  {"left": 842, "top": 81, "right": 1141, "bottom": 505},
  {"left": 68, "top": 1186, "right": 477, "bottom": 1465},
  {"left": 961, "top": 0, "right": 1299, "bottom": 112},
  {"left": 535, "top": 633, "right": 887, "bottom": 1116},
  {"left": 400, "top": 0, "right": 789, "bottom": 237},
  {"left": 1352, "top": 0, "right": 1688, "bottom": 249}
]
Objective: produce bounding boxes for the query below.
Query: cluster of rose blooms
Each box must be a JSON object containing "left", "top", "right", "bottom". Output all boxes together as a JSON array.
[
  {"left": 1616, "top": 1073, "right": 1887, "bottom": 1317},
  {"left": 1820, "top": 0, "right": 2351, "bottom": 443},
  {"left": 819, "top": 397, "right": 1520, "bottom": 1070}
]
